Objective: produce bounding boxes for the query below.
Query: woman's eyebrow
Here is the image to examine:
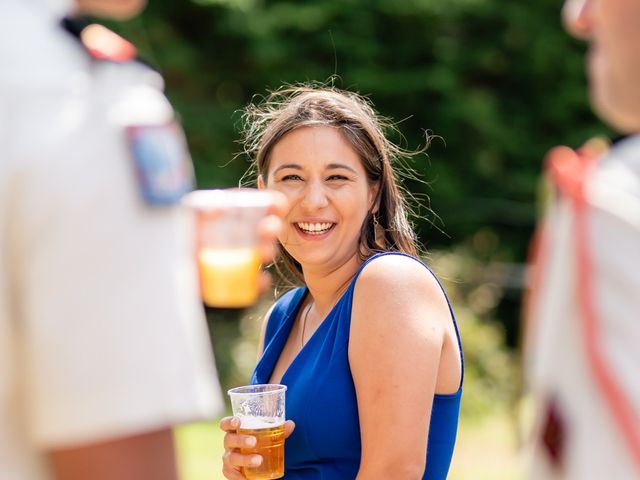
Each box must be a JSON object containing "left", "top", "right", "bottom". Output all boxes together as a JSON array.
[
  {"left": 326, "top": 163, "right": 358, "bottom": 173},
  {"left": 272, "top": 163, "right": 302, "bottom": 175},
  {"left": 272, "top": 163, "right": 358, "bottom": 174}
]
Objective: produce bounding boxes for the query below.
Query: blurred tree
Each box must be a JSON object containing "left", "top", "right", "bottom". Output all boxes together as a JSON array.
[{"left": 106, "top": 0, "right": 609, "bottom": 357}]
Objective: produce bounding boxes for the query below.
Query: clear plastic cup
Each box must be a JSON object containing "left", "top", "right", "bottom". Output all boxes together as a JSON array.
[
  {"left": 228, "top": 384, "right": 287, "bottom": 480},
  {"left": 183, "top": 189, "right": 272, "bottom": 308}
]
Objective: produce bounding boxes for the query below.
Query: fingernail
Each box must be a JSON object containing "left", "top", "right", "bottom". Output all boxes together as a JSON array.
[
  {"left": 245, "top": 437, "right": 256, "bottom": 447},
  {"left": 250, "top": 455, "right": 262, "bottom": 466}
]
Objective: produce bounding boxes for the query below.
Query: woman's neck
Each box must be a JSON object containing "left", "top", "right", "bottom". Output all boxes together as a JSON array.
[{"left": 301, "top": 253, "right": 362, "bottom": 316}]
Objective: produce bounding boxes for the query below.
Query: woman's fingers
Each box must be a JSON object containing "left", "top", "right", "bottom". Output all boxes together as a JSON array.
[
  {"left": 223, "top": 450, "right": 263, "bottom": 468},
  {"left": 219, "top": 416, "right": 240, "bottom": 432},
  {"left": 221, "top": 416, "right": 294, "bottom": 441},
  {"left": 220, "top": 415, "right": 292, "bottom": 479},
  {"left": 220, "top": 415, "right": 263, "bottom": 479},
  {"left": 284, "top": 420, "right": 296, "bottom": 439},
  {"left": 222, "top": 465, "right": 246, "bottom": 480},
  {"left": 223, "top": 432, "right": 257, "bottom": 450}
]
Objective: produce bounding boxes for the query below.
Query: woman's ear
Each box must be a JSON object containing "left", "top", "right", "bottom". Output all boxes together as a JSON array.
[
  {"left": 369, "top": 182, "right": 381, "bottom": 214},
  {"left": 257, "top": 175, "right": 266, "bottom": 190}
]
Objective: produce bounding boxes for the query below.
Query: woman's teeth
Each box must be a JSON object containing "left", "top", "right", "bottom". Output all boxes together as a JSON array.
[{"left": 297, "top": 222, "right": 334, "bottom": 234}]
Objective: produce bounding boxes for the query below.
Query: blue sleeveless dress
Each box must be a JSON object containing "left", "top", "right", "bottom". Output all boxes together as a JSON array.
[{"left": 251, "top": 252, "right": 464, "bottom": 479}]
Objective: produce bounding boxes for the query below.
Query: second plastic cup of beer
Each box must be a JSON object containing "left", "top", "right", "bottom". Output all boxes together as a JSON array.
[
  {"left": 183, "top": 189, "right": 272, "bottom": 308},
  {"left": 228, "top": 384, "right": 287, "bottom": 480}
]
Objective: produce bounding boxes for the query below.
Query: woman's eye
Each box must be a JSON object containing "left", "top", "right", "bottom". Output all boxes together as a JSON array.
[
  {"left": 327, "top": 175, "right": 348, "bottom": 181},
  {"left": 282, "top": 174, "right": 302, "bottom": 181}
]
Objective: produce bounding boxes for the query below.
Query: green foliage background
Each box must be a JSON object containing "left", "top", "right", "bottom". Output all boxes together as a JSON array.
[{"left": 109, "top": 0, "right": 609, "bottom": 416}]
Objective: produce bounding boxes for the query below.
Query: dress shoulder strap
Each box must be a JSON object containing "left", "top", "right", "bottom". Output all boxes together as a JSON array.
[{"left": 264, "top": 287, "right": 306, "bottom": 345}]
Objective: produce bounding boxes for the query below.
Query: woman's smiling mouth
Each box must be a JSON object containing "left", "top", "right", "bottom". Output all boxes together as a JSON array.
[{"left": 296, "top": 222, "right": 336, "bottom": 235}]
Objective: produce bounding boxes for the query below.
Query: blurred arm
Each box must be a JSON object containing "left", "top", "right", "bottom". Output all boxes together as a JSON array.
[{"left": 49, "top": 428, "right": 178, "bottom": 480}]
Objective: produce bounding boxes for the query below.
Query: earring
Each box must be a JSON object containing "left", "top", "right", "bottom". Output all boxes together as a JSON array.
[{"left": 373, "top": 213, "right": 386, "bottom": 249}]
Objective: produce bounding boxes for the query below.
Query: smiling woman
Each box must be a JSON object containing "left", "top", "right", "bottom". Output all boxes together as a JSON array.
[{"left": 219, "top": 84, "right": 464, "bottom": 480}]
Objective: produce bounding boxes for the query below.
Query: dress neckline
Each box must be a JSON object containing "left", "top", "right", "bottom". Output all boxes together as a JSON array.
[
  {"left": 263, "top": 287, "right": 345, "bottom": 384},
  {"left": 259, "top": 255, "right": 385, "bottom": 384}
]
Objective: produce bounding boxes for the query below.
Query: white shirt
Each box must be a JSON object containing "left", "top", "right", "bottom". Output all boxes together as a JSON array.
[
  {"left": 526, "top": 136, "right": 640, "bottom": 479},
  {"left": 0, "top": 2, "right": 222, "bottom": 478}
]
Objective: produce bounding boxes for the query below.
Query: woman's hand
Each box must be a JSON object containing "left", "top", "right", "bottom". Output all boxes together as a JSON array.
[{"left": 219, "top": 416, "right": 295, "bottom": 480}]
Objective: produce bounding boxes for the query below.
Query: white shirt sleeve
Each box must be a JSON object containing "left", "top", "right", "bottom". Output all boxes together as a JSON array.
[{"left": 10, "top": 68, "right": 223, "bottom": 449}]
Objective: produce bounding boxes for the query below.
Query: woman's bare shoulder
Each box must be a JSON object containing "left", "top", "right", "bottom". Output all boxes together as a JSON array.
[{"left": 355, "top": 254, "right": 445, "bottom": 303}]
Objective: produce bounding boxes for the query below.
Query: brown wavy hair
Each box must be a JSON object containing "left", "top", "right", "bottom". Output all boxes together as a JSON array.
[{"left": 239, "top": 83, "right": 428, "bottom": 284}]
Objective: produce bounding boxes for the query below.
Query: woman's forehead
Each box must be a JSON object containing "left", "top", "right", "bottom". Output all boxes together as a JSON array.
[{"left": 270, "top": 126, "right": 361, "bottom": 161}]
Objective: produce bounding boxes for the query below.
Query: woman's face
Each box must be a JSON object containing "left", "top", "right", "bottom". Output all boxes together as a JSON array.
[{"left": 260, "top": 126, "right": 378, "bottom": 272}]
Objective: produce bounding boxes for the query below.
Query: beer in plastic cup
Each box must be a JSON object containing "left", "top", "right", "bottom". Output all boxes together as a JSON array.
[
  {"left": 183, "top": 189, "right": 272, "bottom": 308},
  {"left": 228, "top": 384, "right": 287, "bottom": 480}
]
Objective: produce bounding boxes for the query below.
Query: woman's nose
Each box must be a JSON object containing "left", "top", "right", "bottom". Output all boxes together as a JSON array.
[
  {"left": 300, "top": 181, "right": 329, "bottom": 210},
  {"left": 562, "top": 0, "right": 592, "bottom": 40}
]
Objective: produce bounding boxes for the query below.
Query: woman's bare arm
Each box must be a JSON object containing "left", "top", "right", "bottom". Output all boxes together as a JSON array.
[{"left": 350, "top": 255, "right": 453, "bottom": 480}]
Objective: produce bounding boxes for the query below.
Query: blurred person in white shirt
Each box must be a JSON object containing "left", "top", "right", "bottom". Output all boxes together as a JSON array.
[
  {"left": 0, "top": 1, "right": 283, "bottom": 479},
  {"left": 525, "top": 1, "right": 640, "bottom": 479}
]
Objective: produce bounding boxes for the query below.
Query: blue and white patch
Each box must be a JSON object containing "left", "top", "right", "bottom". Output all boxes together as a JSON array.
[{"left": 127, "top": 122, "right": 194, "bottom": 205}]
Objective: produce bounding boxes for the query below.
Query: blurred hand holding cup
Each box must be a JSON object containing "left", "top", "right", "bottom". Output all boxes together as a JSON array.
[
  {"left": 228, "top": 384, "right": 287, "bottom": 480},
  {"left": 182, "top": 188, "right": 274, "bottom": 308}
]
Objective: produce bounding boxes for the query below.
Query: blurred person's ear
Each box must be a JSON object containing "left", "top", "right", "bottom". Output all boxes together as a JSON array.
[{"left": 562, "top": 0, "right": 592, "bottom": 39}]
